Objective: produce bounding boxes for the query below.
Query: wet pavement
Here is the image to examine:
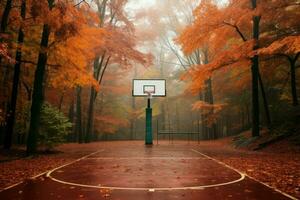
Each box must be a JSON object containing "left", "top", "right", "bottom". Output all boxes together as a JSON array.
[{"left": 0, "top": 142, "right": 294, "bottom": 199}]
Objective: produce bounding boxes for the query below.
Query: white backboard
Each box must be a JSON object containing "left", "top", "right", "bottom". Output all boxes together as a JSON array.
[{"left": 132, "top": 79, "right": 166, "bottom": 97}]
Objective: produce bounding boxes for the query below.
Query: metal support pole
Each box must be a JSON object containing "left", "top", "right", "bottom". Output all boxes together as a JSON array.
[
  {"left": 197, "top": 119, "right": 200, "bottom": 144},
  {"left": 147, "top": 98, "right": 150, "bottom": 108},
  {"left": 156, "top": 119, "right": 159, "bottom": 145},
  {"left": 145, "top": 97, "right": 153, "bottom": 145}
]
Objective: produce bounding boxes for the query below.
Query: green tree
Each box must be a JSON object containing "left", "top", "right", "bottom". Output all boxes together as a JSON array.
[{"left": 39, "top": 103, "right": 72, "bottom": 151}]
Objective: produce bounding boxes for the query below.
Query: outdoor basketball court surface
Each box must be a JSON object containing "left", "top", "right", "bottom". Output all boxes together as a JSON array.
[{"left": 0, "top": 142, "right": 296, "bottom": 200}]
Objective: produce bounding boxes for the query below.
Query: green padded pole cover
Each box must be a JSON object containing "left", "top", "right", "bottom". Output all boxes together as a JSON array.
[{"left": 145, "top": 107, "right": 153, "bottom": 145}]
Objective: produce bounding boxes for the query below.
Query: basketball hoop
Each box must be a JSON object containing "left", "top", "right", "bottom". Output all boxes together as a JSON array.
[
  {"left": 132, "top": 79, "right": 167, "bottom": 145},
  {"left": 145, "top": 91, "right": 154, "bottom": 99},
  {"left": 132, "top": 79, "right": 166, "bottom": 97}
]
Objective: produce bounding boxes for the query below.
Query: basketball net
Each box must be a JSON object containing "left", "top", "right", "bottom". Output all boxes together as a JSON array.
[{"left": 145, "top": 91, "right": 154, "bottom": 99}]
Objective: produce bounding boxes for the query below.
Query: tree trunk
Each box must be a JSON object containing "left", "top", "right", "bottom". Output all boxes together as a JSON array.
[
  {"left": 258, "top": 71, "right": 271, "bottom": 127},
  {"left": 85, "top": 55, "right": 103, "bottom": 143},
  {"left": 246, "top": 103, "right": 251, "bottom": 127},
  {"left": 175, "top": 102, "right": 180, "bottom": 132},
  {"left": 67, "top": 98, "right": 75, "bottom": 142},
  {"left": 207, "top": 78, "right": 217, "bottom": 139},
  {"left": 26, "top": 0, "right": 54, "bottom": 154},
  {"left": 130, "top": 95, "right": 136, "bottom": 140},
  {"left": 241, "top": 106, "right": 245, "bottom": 129},
  {"left": 199, "top": 92, "right": 207, "bottom": 139},
  {"left": 76, "top": 86, "right": 83, "bottom": 143},
  {"left": 22, "top": 81, "right": 32, "bottom": 101},
  {"left": 3, "top": 0, "right": 26, "bottom": 150},
  {"left": 0, "top": 0, "right": 12, "bottom": 66},
  {"left": 0, "top": 0, "right": 13, "bottom": 135},
  {"left": 251, "top": 35, "right": 260, "bottom": 137},
  {"left": 58, "top": 90, "right": 65, "bottom": 111},
  {"left": 85, "top": 87, "right": 95, "bottom": 143},
  {"left": 203, "top": 49, "right": 216, "bottom": 139},
  {"left": 251, "top": 0, "right": 261, "bottom": 137},
  {"left": 289, "top": 54, "right": 299, "bottom": 106},
  {"left": 130, "top": 66, "right": 137, "bottom": 139},
  {"left": 0, "top": 0, "right": 12, "bottom": 33},
  {"left": 84, "top": 0, "right": 109, "bottom": 142}
]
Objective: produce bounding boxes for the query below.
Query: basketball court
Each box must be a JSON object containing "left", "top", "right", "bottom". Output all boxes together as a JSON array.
[
  {"left": 0, "top": 80, "right": 296, "bottom": 199},
  {"left": 0, "top": 141, "right": 295, "bottom": 200}
]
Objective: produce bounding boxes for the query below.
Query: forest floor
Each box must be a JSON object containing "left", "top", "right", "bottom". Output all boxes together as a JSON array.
[
  {"left": 0, "top": 137, "right": 299, "bottom": 199},
  {"left": 198, "top": 133, "right": 300, "bottom": 199},
  {"left": 0, "top": 143, "right": 102, "bottom": 190}
]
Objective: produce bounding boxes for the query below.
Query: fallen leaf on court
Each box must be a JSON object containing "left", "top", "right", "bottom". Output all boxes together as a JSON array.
[
  {"left": 100, "top": 188, "right": 112, "bottom": 198},
  {"left": 244, "top": 189, "right": 252, "bottom": 193},
  {"left": 100, "top": 188, "right": 111, "bottom": 193},
  {"left": 124, "top": 168, "right": 131, "bottom": 172},
  {"left": 102, "top": 193, "right": 111, "bottom": 198},
  {"left": 0, "top": 150, "right": 74, "bottom": 190},
  {"left": 198, "top": 139, "right": 300, "bottom": 199}
]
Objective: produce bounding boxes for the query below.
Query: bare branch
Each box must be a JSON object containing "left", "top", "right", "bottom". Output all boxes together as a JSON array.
[
  {"left": 223, "top": 21, "right": 247, "bottom": 42},
  {"left": 99, "top": 56, "right": 110, "bottom": 85},
  {"left": 74, "top": 0, "right": 90, "bottom": 7}
]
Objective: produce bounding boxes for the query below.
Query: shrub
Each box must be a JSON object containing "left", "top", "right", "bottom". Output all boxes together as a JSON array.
[{"left": 38, "top": 103, "right": 72, "bottom": 151}]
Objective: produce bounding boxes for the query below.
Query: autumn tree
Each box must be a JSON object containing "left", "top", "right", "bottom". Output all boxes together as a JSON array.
[
  {"left": 259, "top": 37, "right": 300, "bottom": 106},
  {"left": 133, "top": 0, "right": 219, "bottom": 139},
  {"left": 177, "top": 0, "right": 299, "bottom": 137},
  {"left": 26, "top": 0, "right": 55, "bottom": 154},
  {"left": 26, "top": 0, "right": 104, "bottom": 153},
  {"left": 3, "top": 0, "right": 26, "bottom": 149},
  {"left": 0, "top": 0, "right": 12, "bottom": 63},
  {"left": 84, "top": 0, "right": 151, "bottom": 143}
]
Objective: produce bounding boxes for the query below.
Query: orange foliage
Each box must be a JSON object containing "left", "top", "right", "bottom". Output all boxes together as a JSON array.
[
  {"left": 258, "top": 35, "right": 300, "bottom": 56},
  {"left": 192, "top": 101, "right": 226, "bottom": 126},
  {"left": 192, "top": 101, "right": 225, "bottom": 114},
  {"left": 178, "top": 0, "right": 299, "bottom": 96},
  {"left": 49, "top": 26, "right": 106, "bottom": 90},
  {"left": 99, "top": 26, "right": 152, "bottom": 68},
  {"left": 0, "top": 42, "right": 11, "bottom": 62}
]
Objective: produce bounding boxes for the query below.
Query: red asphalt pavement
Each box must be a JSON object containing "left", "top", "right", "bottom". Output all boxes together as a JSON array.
[{"left": 0, "top": 142, "right": 295, "bottom": 200}]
